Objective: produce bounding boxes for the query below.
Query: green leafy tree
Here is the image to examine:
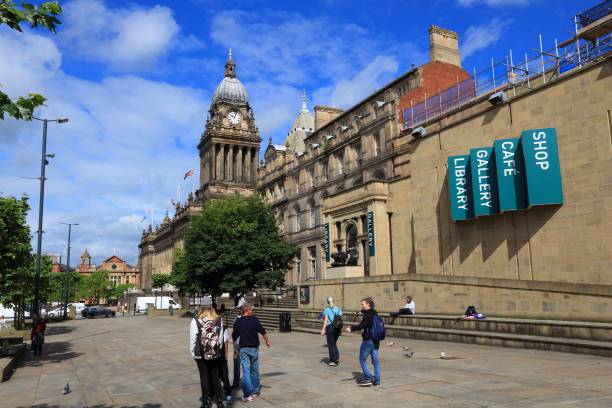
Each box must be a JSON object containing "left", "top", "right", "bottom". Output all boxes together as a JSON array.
[
  {"left": 180, "top": 196, "right": 298, "bottom": 297},
  {"left": 48, "top": 271, "right": 84, "bottom": 303},
  {"left": 0, "top": 195, "right": 34, "bottom": 328},
  {"left": 82, "top": 270, "right": 110, "bottom": 304},
  {"left": 0, "top": 1, "right": 62, "bottom": 120},
  {"left": 151, "top": 273, "right": 171, "bottom": 289},
  {"left": 107, "top": 283, "right": 134, "bottom": 301}
]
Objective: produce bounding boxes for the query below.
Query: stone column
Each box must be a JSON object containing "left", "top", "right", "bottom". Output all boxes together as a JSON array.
[
  {"left": 211, "top": 143, "right": 216, "bottom": 180},
  {"left": 228, "top": 145, "right": 234, "bottom": 181},
  {"left": 245, "top": 147, "right": 252, "bottom": 184},
  {"left": 252, "top": 147, "right": 259, "bottom": 185},
  {"left": 236, "top": 145, "right": 243, "bottom": 181}
]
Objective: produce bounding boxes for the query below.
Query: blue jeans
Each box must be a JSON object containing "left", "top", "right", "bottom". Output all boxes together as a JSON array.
[
  {"left": 240, "top": 347, "right": 260, "bottom": 397},
  {"left": 359, "top": 340, "right": 380, "bottom": 383}
]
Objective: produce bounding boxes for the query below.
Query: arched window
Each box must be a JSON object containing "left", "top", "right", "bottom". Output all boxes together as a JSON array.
[
  {"left": 293, "top": 206, "right": 301, "bottom": 232},
  {"left": 309, "top": 203, "right": 317, "bottom": 228},
  {"left": 372, "top": 169, "right": 386, "bottom": 181}
]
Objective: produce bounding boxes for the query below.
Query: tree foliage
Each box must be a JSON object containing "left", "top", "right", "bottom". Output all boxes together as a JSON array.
[
  {"left": 177, "top": 196, "right": 298, "bottom": 297},
  {"left": 151, "top": 273, "right": 171, "bottom": 289},
  {"left": 0, "top": 1, "right": 62, "bottom": 120},
  {"left": 48, "top": 271, "right": 83, "bottom": 303},
  {"left": 81, "top": 270, "right": 109, "bottom": 304}
]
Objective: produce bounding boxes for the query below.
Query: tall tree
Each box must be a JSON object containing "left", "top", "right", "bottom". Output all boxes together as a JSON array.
[
  {"left": 0, "top": 1, "right": 62, "bottom": 120},
  {"left": 0, "top": 195, "right": 34, "bottom": 328},
  {"left": 179, "top": 196, "right": 298, "bottom": 297},
  {"left": 81, "top": 270, "right": 110, "bottom": 304},
  {"left": 151, "top": 273, "right": 171, "bottom": 289}
]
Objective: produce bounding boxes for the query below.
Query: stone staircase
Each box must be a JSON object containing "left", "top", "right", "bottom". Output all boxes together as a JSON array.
[{"left": 293, "top": 310, "right": 612, "bottom": 357}]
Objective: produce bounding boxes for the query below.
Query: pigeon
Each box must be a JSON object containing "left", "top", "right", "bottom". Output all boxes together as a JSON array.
[
  {"left": 387, "top": 341, "right": 395, "bottom": 346},
  {"left": 63, "top": 383, "right": 71, "bottom": 395},
  {"left": 405, "top": 351, "right": 415, "bottom": 358}
]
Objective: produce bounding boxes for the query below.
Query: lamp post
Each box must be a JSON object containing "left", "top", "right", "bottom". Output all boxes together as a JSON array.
[
  {"left": 32, "top": 116, "right": 69, "bottom": 317},
  {"left": 59, "top": 222, "right": 79, "bottom": 319}
]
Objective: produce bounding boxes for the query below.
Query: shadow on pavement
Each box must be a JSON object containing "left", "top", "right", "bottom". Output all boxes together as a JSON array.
[
  {"left": 45, "top": 325, "right": 77, "bottom": 336},
  {"left": 21, "top": 341, "right": 82, "bottom": 367},
  {"left": 30, "top": 404, "right": 162, "bottom": 408}
]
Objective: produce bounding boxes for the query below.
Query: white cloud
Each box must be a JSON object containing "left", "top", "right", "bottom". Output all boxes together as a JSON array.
[
  {"left": 461, "top": 18, "right": 512, "bottom": 59},
  {"left": 209, "top": 10, "right": 426, "bottom": 142},
  {"left": 458, "top": 0, "right": 530, "bottom": 6},
  {"left": 0, "top": 28, "right": 207, "bottom": 264},
  {"left": 61, "top": 0, "right": 181, "bottom": 69}
]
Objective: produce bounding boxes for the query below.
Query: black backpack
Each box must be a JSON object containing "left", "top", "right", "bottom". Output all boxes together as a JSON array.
[{"left": 330, "top": 307, "right": 344, "bottom": 330}]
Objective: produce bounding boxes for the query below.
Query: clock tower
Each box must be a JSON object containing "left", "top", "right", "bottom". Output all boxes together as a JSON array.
[{"left": 197, "top": 50, "right": 262, "bottom": 199}]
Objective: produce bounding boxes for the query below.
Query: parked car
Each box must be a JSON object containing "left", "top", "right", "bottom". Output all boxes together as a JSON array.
[
  {"left": 81, "top": 306, "right": 115, "bottom": 319},
  {"left": 47, "top": 307, "right": 65, "bottom": 318}
]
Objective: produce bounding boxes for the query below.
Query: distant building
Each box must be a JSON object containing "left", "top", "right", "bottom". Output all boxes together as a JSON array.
[{"left": 77, "top": 249, "right": 141, "bottom": 289}]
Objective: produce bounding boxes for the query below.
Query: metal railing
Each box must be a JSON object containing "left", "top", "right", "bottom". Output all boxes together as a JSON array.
[
  {"left": 577, "top": 0, "right": 612, "bottom": 29},
  {"left": 403, "top": 32, "right": 611, "bottom": 130}
]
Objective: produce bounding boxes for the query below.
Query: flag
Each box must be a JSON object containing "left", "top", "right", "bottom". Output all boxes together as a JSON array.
[
  {"left": 171, "top": 198, "right": 176, "bottom": 206},
  {"left": 140, "top": 216, "right": 147, "bottom": 223},
  {"left": 184, "top": 169, "right": 194, "bottom": 179}
]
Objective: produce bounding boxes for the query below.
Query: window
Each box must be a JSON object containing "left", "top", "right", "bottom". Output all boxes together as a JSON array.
[
  {"left": 126, "top": 276, "right": 130, "bottom": 284},
  {"left": 337, "top": 151, "right": 344, "bottom": 175},
  {"left": 110, "top": 275, "right": 118, "bottom": 287},
  {"left": 322, "top": 160, "right": 329, "bottom": 182},
  {"left": 308, "top": 247, "right": 317, "bottom": 280},
  {"left": 294, "top": 207, "right": 301, "bottom": 232},
  {"left": 295, "top": 175, "right": 300, "bottom": 194},
  {"left": 310, "top": 205, "right": 317, "bottom": 228},
  {"left": 308, "top": 168, "right": 314, "bottom": 188},
  {"left": 374, "top": 131, "right": 381, "bottom": 156}
]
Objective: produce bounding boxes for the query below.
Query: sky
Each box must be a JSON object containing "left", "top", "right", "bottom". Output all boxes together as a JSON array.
[{"left": 0, "top": 0, "right": 598, "bottom": 265}]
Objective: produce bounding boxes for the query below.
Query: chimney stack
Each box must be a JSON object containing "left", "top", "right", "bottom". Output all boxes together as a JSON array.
[{"left": 429, "top": 26, "right": 461, "bottom": 67}]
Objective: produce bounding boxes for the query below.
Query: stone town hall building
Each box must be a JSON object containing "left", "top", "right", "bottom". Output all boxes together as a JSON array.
[{"left": 140, "top": 23, "right": 612, "bottom": 323}]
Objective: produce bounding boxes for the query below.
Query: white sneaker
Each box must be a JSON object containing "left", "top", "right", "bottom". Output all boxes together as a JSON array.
[{"left": 241, "top": 396, "right": 253, "bottom": 402}]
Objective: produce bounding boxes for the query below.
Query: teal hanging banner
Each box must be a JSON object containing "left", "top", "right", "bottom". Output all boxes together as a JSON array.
[
  {"left": 367, "top": 211, "right": 375, "bottom": 256},
  {"left": 521, "top": 128, "right": 564, "bottom": 206},
  {"left": 494, "top": 138, "right": 528, "bottom": 212},
  {"left": 447, "top": 155, "right": 474, "bottom": 221},
  {"left": 324, "top": 223, "right": 330, "bottom": 262},
  {"left": 470, "top": 147, "right": 499, "bottom": 216}
]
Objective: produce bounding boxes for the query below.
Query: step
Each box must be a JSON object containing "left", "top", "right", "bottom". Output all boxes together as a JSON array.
[
  {"left": 300, "top": 311, "right": 612, "bottom": 342},
  {"left": 295, "top": 318, "right": 612, "bottom": 357}
]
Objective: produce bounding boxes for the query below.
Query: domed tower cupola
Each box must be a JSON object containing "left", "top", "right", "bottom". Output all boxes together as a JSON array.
[
  {"left": 197, "top": 50, "right": 262, "bottom": 199},
  {"left": 225, "top": 48, "right": 236, "bottom": 78}
]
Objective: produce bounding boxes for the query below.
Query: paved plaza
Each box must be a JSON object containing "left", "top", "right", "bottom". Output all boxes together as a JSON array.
[{"left": 1, "top": 315, "right": 612, "bottom": 408}]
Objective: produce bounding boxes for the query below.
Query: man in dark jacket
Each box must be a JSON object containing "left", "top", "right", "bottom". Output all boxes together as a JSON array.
[
  {"left": 345, "top": 297, "right": 380, "bottom": 387},
  {"left": 232, "top": 305, "right": 271, "bottom": 402}
]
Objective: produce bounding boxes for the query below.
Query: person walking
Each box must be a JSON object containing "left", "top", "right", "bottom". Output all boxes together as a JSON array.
[
  {"left": 345, "top": 297, "right": 381, "bottom": 387},
  {"left": 190, "top": 297, "right": 225, "bottom": 408},
  {"left": 320, "top": 297, "right": 342, "bottom": 366},
  {"left": 231, "top": 308, "right": 242, "bottom": 388},
  {"left": 232, "top": 305, "right": 271, "bottom": 402},
  {"left": 31, "top": 315, "right": 46, "bottom": 357}
]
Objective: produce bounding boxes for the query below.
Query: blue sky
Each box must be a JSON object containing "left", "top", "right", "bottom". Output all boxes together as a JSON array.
[{"left": 0, "top": 0, "right": 597, "bottom": 265}]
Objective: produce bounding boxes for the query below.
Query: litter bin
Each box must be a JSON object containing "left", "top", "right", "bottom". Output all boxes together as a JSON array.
[{"left": 279, "top": 312, "right": 291, "bottom": 332}]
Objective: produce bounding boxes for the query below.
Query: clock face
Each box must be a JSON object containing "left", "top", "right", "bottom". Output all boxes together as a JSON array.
[{"left": 228, "top": 111, "right": 242, "bottom": 125}]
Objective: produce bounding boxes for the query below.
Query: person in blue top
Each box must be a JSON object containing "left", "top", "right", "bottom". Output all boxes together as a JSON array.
[{"left": 320, "top": 297, "right": 342, "bottom": 366}]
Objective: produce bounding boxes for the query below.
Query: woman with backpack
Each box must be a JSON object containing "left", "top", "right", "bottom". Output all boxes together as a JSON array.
[
  {"left": 345, "top": 296, "right": 384, "bottom": 387},
  {"left": 320, "top": 297, "right": 343, "bottom": 366},
  {"left": 190, "top": 297, "right": 225, "bottom": 408}
]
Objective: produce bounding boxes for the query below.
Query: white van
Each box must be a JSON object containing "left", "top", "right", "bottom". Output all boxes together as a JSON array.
[
  {"left": 68, "top": 303, "right": 86, "bottom": 314},
  {"left": 0, "top": 304, "right": 30, "bottom": 321},
  {"left": 136, "top": 296, "right": 181, "bottom": 312}
]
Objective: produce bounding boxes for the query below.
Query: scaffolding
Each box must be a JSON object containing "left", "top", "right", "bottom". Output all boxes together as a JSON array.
[{"left": 403, "top": 3, "right": 612, "bottom": 131}]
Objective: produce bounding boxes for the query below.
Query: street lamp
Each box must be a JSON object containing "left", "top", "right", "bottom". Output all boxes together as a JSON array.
[
  {"left": 59, "top": 222, "right": 79, "bottom": 319},
  {"left": 32, "top": 116, "right": 69, "bottom": 317}
]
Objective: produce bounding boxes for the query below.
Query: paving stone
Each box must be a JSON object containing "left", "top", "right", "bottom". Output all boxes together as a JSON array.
[{"left": 1, "top": 316, "right": 611, "bottom": 407}]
